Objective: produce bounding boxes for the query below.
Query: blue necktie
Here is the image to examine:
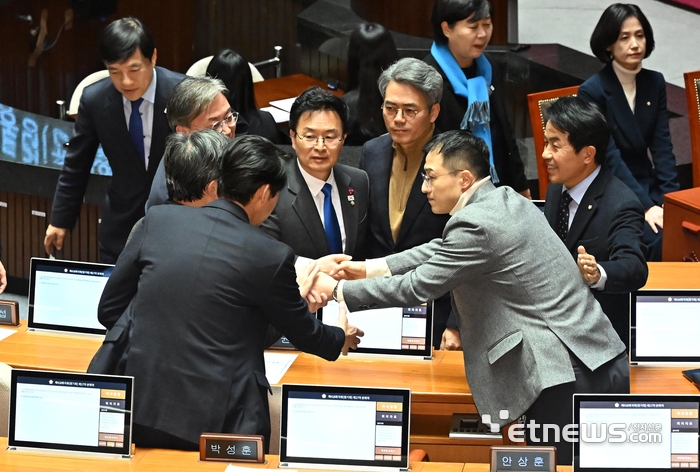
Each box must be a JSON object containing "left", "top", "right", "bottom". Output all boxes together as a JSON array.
[
  {"left": 322, "top": 183, "right": 342, "bottom": 254},
  {"left": 129, "top": 98, "right": 145, "bottom": 166}
]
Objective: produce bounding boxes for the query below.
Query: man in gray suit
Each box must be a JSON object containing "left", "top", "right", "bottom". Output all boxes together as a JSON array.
[{"left": 320, "top": 130, "right": 628, "bottom": 464}]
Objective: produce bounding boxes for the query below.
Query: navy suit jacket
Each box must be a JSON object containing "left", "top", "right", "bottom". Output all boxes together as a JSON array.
[
  {"left": 261, "top": 158, "right": 369, "bottom": 260},
  {"left": 96, "top": 200, "right": 344, "bottom": 446},
  {"left": 423, "top": 53, "right": 528, "bottom": 193},
  {"left": 545, "top": 166, "right": 648, "bottom": 348},
  {"left": 50, "top": 66, "right": 185, "bottom": 261},
  {"left": 578, "top": 63, "right": 679, "bottom": 210}
]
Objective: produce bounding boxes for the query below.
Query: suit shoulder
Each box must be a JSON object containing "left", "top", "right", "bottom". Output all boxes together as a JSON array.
[
  {"left": 603, "top": 174, "right": 645, "bottom": 211},
  {"left": 81, "top": 77, "right": 114, "bottom": 102},
  {"left": 579, "top": 72, "right": 604, "bottom": 96},
  {"left": 336, "top": 163, "right": 368, "bottom": 179},
  {"left": 362, "top": 134, "right": 392, "bottom": 153},
  {"left": 156, "top": 66, "right": 186, "bottom": 83}
]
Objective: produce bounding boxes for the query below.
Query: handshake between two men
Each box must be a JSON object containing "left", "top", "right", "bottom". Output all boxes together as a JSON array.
[{"left": 295, "top": 254, "right": 367, "bottom": 356}]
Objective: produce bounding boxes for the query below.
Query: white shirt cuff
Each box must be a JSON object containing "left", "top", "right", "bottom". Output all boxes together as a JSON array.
[
  {"left": 366, "top": 258, "right": 391, "bottom": 278},
  {"left": 294, "top": 256, "right": 313, "bottom": 272},
  {"left": 336, "top": 279, "right": 346, "bottom": 302},
  {"left": 590, "top": 264, "right": 607, "bottom": 290}
]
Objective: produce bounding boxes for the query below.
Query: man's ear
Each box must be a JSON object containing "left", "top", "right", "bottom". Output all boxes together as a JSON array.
[
  {"left": 429, "top": 103, "right": 441, "bottom": 123},
  {"left": 582, "top": 145, "right": 596, "bottom": 165},
  {"left": 257, "top": 183, "right": 272, "bottom": 203},
  {"left": 150, "top": 48, "right": 158, "bottom": 66},
  {"left": 204, "top": 180, "right": 218, "bottom": 199},
  {"left": 175, "top": 125, "right": 190, "bottom": 134},
  {"left": 459, "top": 169, "right": 475, "bottom": 192}
]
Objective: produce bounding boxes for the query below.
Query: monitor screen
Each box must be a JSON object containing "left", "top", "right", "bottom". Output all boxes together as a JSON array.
[
  {"left": 8, "top": 369, "right": 134, "bottom": 457},
  {"left": 630, "top": 290, "right": 700, "bottom": 363},
  {"left": 318, "top": 301, "right": 433, "bottom": 358},
  {"left": 574, "top": 394, "right": 699, "bottom": 471},
  {"left": 280, "top": 384, "right": 410, "bottom": 471},
  {"left": 28, "top": 257, "right": 113, "bottom": 335}
]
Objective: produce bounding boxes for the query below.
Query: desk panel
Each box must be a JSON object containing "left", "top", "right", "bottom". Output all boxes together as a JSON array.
[{"left": 253, "top": 74, "right": 342, "bottom": 109}]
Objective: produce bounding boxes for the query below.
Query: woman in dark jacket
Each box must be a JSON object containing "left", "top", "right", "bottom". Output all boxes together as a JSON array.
[
  {"left": 424, "top": 0, "right": 529, "bottom": 197},
  {"left": 578, "top": 3, "right": 679, "bottom": 261}
]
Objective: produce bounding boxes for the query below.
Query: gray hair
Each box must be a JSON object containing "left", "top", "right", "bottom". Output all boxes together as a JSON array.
[
  {"left": 166, "top": 76, "right": 228, "bottom": 129},
  {"left": 377, "top": 57, "right": 443, "bottom": 107}
]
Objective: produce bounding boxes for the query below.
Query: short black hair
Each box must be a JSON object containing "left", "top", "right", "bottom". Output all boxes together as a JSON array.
[
  {"left": 424, "top": 130, "right": 490, "bottom": 179},
  {"left": 590, "top": 3, "right": 655, "bottom": 63},
  {"left": 543, "top": 96, "right": 610, "bottom": 164},
  {"left": 97, "top": 17, "right": 155, "bottom": 65},
  {"left": 218, "top": 136, "right": 288, "bottom": 205},
  {"left": 164, "top": 129, "right": 228, "bottom": 203},
  {"left": 288, "top": 86, "right": 348, "bottom": 134},
  {"left": 206, "top": 49, "right": 258, "bottom": 117},
  {"left": 431, "top": 0, "right": 493, "bottom": 45}
]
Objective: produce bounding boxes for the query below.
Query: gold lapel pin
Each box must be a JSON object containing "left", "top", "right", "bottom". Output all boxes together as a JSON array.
[
  {"left": 646, "top": 101, "right": 651, "bottom": 106},
  {"left": 588, "top": 205, "right": 592, "bottom": 210}
]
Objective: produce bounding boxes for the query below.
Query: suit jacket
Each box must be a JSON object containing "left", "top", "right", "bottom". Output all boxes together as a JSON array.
[
  {"left": 423, "top": 53, "right": 528, "bottom": 193},
  {"left": 261, "top": 158, "right": 369, "bottom": 260},
  {"left": 343, "top": 183, "right": 625, "bottom": 424},
  {"left": 95, "top": 199, "right": 344, "bottom": 446},
  {"left": 578, "top": 63, "right": 679, "bottom": 210},
  {"left": 50, "top": 67, "right": 185, "bottom": 260},
  {"left": 545, "top": 167, "right": 648, "bottom": 348}
]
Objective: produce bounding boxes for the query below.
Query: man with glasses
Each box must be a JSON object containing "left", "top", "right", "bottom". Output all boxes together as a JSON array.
[
  {"left": 359, "top": 57, "right": 452, "bottom": 349},
  {"left": 262, "top": 86, "right": 369, "bottom": 266},
  {"left": 145, "top": 76, "right": 249, "bottom": 210},
  {"left": 45, "top": 18, "right": 185, "bottom": 263}
]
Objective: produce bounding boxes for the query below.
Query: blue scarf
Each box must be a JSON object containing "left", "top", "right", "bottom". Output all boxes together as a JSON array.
[{"left": 431, "top": 42, "right": 499, "bottom": 184}]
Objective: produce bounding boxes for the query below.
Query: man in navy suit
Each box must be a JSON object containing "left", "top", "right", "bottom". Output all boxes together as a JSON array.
[
  {"left": 359, "top": 58, "right": 451, "bottom": 349},
  {"left": 44, "top": 17, "right": 184, "bottom": 263},
  {"left": 542, "top": 96, "right": 647, "bottom": 349}
]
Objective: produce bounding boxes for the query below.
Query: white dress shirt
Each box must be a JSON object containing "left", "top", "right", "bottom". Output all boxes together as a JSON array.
[{"left": 122, "top": 69, "right": 157, "bottom": 169}]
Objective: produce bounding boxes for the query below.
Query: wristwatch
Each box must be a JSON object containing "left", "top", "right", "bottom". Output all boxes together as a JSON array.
[{"left": 332, "top": 281, "right": 340, "bottom": 302}]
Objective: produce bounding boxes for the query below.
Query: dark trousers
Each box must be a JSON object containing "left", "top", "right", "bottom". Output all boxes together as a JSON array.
[{"left": 524, "top": 350, "right": 629, "bottom": 466}]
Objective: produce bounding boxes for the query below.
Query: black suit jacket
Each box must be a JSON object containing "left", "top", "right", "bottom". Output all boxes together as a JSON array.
[
  {"left": 261, "top": 158, "right": 369, "bottom": 260},
  {"left": 578, "top": 63, "right": 679, "bottom": 210},
  {"left": 50, "top": 67, "right": 185, "bottom": 261},
  {"left": 545, "top": 166, "right": 648, "bottom": 348},
  {"left": 423, "top": 53, "right": 528, "bottom": 193},
  {"left": 96, "top": 199, "right": 344, "bottom": 446}
]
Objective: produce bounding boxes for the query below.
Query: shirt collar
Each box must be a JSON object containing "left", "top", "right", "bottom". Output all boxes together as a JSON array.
[
  {"left": 449, "top": 176, "right": 491, "bottom": 215},
  {"left": 564, "top": 165, "right": 601, "bottom": 205},
  {"left": 297, "top": 159, "right": 336, "bottom": 196}
]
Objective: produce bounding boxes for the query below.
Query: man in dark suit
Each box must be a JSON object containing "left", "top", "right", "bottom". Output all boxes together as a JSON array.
[
  {"left": 262, "top": 87, "right": 369, "bottom": 263},
  {"left": 44, "top": 17, "right": 185, "bottom": 263},
  {"left": 360, "top": 58, "right": 451, "bottom": 349},
  {"left": 321, "top": 131, "right": 628, "bottom": 465},
  {"left": 96, "top": 135, "right": 362, "bottom": 450},
  {"left": 542, "top": 96, "right": 647, "bottom": 349},
  {"left": 145, "top": 76, "right": 248, "bottom": 210}
]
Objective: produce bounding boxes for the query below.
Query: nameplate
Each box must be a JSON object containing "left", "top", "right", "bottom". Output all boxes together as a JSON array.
[
  {"left": 199, "top": 433, "right": 264, "bottom": 463},
  {"left": 490, "top": 446, "right": 556, "bottom": 471},
  {"left": 0, "top": 300, "right": 20, "bottom": 326}
]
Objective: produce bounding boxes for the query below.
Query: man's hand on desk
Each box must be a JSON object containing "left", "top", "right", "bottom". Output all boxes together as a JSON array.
[
  {"left": 440, "top": 328, "right": 463, "bottom": 351},
  {"left": 337, "top": 302, "right": 364, "bottom": 355},
  {"left": 0, "top": 260, "right": 6, "bottom": 294},
  {"left": 330, "top": 260, "right": 367, "bottom": 280}
]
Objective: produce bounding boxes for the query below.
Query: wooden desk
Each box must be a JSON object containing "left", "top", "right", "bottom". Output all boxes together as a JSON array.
[
  {"left": 0, "top": 325, "right": 101, "bottom": 372},
  {"left": 253, "top": 74, "right": 342, "bottom": 109}
]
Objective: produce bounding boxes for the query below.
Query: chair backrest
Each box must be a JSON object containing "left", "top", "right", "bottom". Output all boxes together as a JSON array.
[
  {"left": 186, "top": 55, "right": 264, "bottom": 83},
  {"left": 684, "top": 70, "right": 700, "bottom": 187},
  {"left": 527, "top": 86, "right": 579, "bottom": 199},
  {"left": 0, "top": 362, "right": 11, "bottom": 437},
  {"left": 67, "top": 70, "right": 110, "bottom": 117}
]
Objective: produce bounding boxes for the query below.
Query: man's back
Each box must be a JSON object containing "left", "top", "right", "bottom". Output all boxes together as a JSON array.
[{"left": 98, "top": 199, "right": 344, "bottom": 446}]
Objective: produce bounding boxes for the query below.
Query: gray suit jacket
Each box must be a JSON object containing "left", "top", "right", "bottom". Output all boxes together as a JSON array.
[
  {"left": 343, "top": 182, "right": 625, "bottom": 424},
  {"left": 261, "top": 158, "right": 369, "bottom": 260}
]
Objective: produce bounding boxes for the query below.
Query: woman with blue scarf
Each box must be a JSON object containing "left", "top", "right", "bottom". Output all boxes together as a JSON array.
[{"left": 424, "top": 0, "right": 530, "bottom": 198}]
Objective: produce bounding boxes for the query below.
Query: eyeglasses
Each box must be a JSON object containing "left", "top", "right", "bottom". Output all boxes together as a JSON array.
[
  {"left": 295, "top": 133, "right": 343, "bottom": 149},
  {"left": 211, "top": 111, "right": 239, "bottom": 132},
  {"left": 420, "top": 170, "right": 464, "bottom": 189},
  {"left": 381, "top": 104, "right": 423, "bottom": 121}
]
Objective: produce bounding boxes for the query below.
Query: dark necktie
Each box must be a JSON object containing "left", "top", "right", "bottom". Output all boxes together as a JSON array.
[
  {"left": 322, "top": 183, "right": 342, "bottom": 254},
  {"left": 129, "top": 98, "right": 145, "bottom": 166},
  {"left": 557, "top": 190, "right": 573, "bottom": 241}
]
